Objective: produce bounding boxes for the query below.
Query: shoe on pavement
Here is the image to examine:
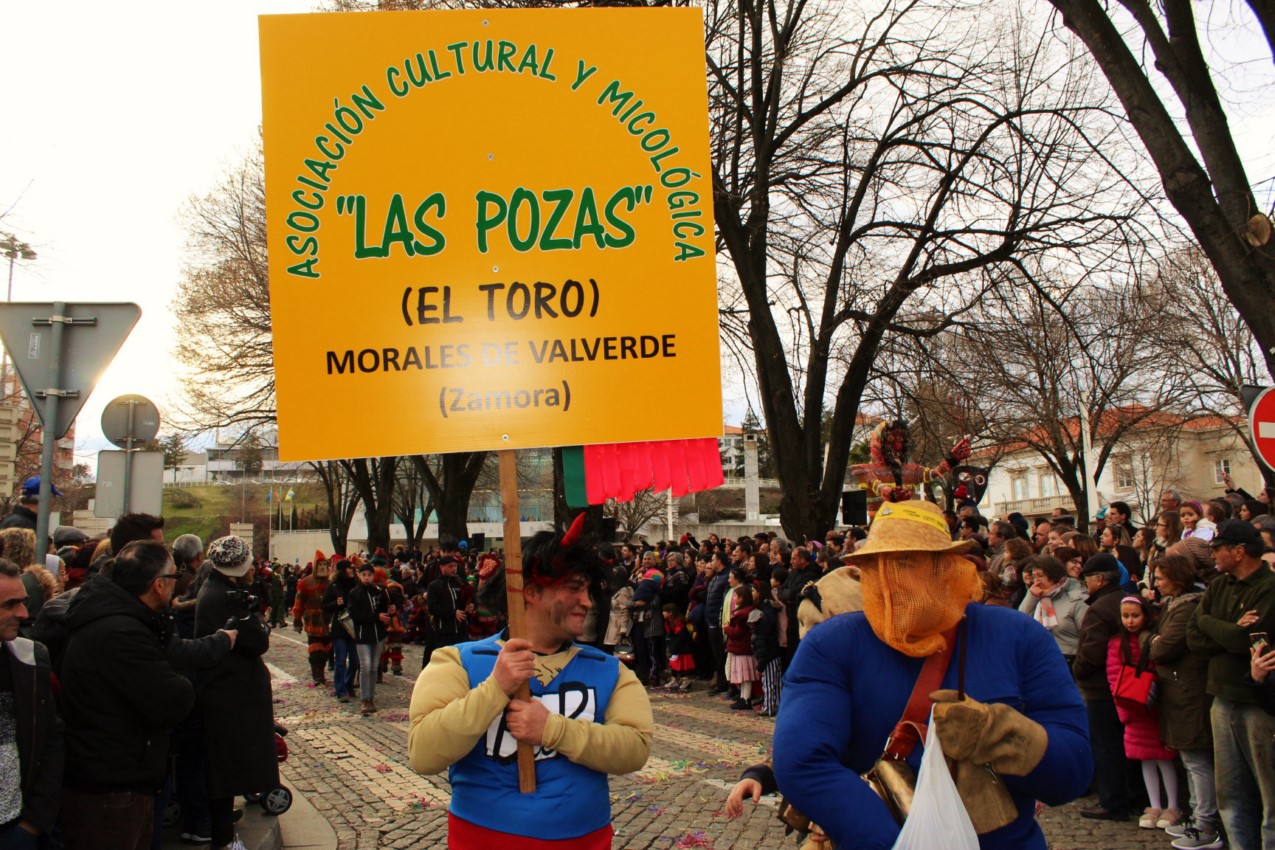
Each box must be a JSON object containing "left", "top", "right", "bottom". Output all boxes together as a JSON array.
[
  {"left": 729, "top": 698, "right": 751, "bottom": 710},
  {"left": 181, "top": 831, "right": 212, "bottom": 844},
  {"left": 1166, "top": 818, "right": 1196, "bottom": 838},
  {"left": 338, "top": 694, "right": 351, "bottom": 703},
  {"left": 1079, "top": 806, "right": 1129, "bottom": 821},
  {"left": 360, "top": 699, "right": 374, "bottom": 715},
  {"left": 1138, "top": 807, "right": 1163, "bottom": 828},
  {"left": 1171, "top": 827, "right": 1224, "bottom": 850},
  {"left": 1157, "top": 809, "right": 1184, "bottom": 828}
]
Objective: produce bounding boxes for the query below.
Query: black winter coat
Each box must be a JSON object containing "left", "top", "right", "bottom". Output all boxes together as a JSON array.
[
  {"left": 751, "top": 602, "right": 781, "bottom": 667},
  {"left": 61, "top": 578, "right": 194, "bottom": 792},
  {"left": 195, "top": 571, "right": 279, "bottom": 798},
  {"left": 1072, "top": 582, "right": 1127, "bottom": 700},
  {"left": 0, "top": 504, "right": 37, "bottom": 531},
  {"left": 347, "top": 582, "right": 391, "bottom": 644},
  {"left": 3, "top": 637, "right": 63, "bottom": 834},
  {"left": 322, "top": 574, "right": 358, "bottom": 638}
]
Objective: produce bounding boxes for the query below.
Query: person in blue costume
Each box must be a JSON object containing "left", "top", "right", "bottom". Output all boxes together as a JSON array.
[
  {"left": 407, "top": 513, "right": 653, "bottom": 850},
  {"left": 773, "top": 499, "right": 1092, "bottom": 850}
]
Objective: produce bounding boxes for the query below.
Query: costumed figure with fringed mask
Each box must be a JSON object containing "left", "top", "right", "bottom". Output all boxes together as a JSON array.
[{"left": 850, "top": 419, "right": 976, "bottom": 512}]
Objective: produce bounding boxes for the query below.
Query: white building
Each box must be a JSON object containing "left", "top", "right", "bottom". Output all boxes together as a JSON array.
[{"left": 980, "top": 409, "right": 1267, "bottom": 524}]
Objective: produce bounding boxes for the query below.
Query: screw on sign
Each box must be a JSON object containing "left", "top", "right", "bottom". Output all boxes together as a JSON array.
[{"left": 1249, "top": 387, "right": 1275, "bottom": 472}]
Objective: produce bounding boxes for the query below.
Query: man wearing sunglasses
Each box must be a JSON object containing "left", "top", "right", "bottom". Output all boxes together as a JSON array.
[{"left": 58, "top": 541, "right": 196, "bottom": 850}]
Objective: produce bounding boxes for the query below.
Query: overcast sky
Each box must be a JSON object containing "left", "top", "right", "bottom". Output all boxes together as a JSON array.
[
  {"left": 0, "top": 1, "right": 1271, "bottom": 476},
  {"left": 0, "top": 0, "right": 313, "bottom": 471}
]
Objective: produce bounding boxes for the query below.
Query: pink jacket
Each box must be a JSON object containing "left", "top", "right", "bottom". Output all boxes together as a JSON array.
[{"left": 1107, "top": 632, "right": 1176, "bottom": 761}]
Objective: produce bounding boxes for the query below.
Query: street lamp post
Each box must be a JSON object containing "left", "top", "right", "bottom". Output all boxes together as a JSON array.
[{"left": 0, "top": 235, "right": 37, "bottom": 405}]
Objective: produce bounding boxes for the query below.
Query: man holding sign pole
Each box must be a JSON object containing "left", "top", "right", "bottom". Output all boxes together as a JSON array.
[{"left": 408, "top": 514, "right": 653, "bottom": 849}]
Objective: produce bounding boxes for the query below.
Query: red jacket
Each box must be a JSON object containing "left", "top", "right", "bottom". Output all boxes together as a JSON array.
[
  {"left": 1106, "top": 632, "right": 1175, "bottom": 761},
  {"left": 725, "top": 605, "right": 756, "bottom": 655}
]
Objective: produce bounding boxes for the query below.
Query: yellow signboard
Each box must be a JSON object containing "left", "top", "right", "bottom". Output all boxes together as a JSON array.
[{"left": 259, "top": 9, "right": 720, "bottom": 462}]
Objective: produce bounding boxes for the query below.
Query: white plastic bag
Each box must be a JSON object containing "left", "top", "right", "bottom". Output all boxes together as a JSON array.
[{"left": 892, "top": 708, "right": 980, "bottom": 850}]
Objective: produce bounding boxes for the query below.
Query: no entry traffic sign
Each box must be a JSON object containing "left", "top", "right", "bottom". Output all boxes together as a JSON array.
[{"left": 1249, "top": 386, "right": 1275, "bottom": 471}]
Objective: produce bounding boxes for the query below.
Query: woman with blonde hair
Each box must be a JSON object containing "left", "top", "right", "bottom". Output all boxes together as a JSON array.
[{"left": 0, "top": 526, "right": 58, "bottom": 630}]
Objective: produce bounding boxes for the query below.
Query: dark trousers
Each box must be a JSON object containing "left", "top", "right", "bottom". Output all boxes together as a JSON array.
[
  {"left": 175, "top": 719, "right": 211, "bottom": 837},
  {"left": 1086, "top": 697, "right": 1130, "bottom": 814},
  {"left": 60, "top": 789, "right": 154, "bottom": 850},
  {"left": 210, "top": 797, "right": 235, "bottom": 848},
  {"left": 633, "top": 623, "right": 652, "bottom": 683},
  {"left": 708, "top": 627, "right": 727, "bottom": 689}
]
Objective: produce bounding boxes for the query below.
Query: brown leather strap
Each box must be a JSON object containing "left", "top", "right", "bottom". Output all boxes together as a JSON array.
[{"left": 883, "top": 622, "right": 961, "bottom": 760}]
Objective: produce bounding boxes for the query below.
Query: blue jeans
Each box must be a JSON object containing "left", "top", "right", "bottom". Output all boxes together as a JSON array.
[
  {"left": 1085, "top": 697, "right": 1129, "bottom": 814},
  {"left": 332, "top": 636, "right": 357, "bottom": 697},
  {"left": 1212, "top": 697, "right": 1275, "bottom": 850}
]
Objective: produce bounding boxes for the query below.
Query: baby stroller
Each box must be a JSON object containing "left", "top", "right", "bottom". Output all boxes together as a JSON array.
[
  {"left": 244, "top": 723, "right": 294, "bottom": 816},
  {"left": 163, "top": 723, "right": 294, "bottom": 831}
]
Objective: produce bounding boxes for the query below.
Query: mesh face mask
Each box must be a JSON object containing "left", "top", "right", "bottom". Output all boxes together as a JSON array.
[{"left": 859, "top": 551, "right": 981, "bottom": 657}]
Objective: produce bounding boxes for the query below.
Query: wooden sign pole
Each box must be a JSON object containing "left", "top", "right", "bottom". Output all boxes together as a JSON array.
[{"left": 499, "top": 448, "right": 537, "bottom": 793}]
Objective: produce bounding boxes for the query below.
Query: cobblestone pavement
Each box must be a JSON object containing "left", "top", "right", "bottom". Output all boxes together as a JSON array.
[{"left": 267, "top": 633, "right": 1183, "bottom": 849}]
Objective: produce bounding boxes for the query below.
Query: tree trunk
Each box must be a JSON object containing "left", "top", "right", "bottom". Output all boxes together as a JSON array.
[
  {"left": 1046, "top": 0, "right": 1275, "bottom": 378},
  {"left": 416, "top": 452, "right": 488, "bottom": 545}
]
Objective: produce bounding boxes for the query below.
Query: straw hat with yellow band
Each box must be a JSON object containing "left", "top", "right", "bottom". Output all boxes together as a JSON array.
[{"left": 844, "top": 500, "right": 982, "bottom": 658}]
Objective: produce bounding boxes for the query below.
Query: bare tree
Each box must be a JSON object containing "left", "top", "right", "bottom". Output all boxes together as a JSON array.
[
  {"left": 340, "top": 456, "right": 400, "bottom": 554},
  {"left": 174, "top": 141, "right": 276, "bottom": 431},
  {"left": 1152, "top": 247, "right": 1275, "bottom": 486},
  {"left": 1044, "top": 0, "right": 1275, "bottom": 376},
  {"left": 709, "top": 0, "right": 1140, "bottom": 538},
  {"left": 412, "top": 452, "right": 488, "bottom": 544},
  {"left": 393, "top": 459, "right": 434, "bottom": 547},
  {"left": 606, "top": 489, "right": 668, "bottom": 540},
  {"left": 925, "top": 272, "right": 1188, "bottom": 528},
  {"left": 310, "top": 460, "right": 361, "bottom": 555}
]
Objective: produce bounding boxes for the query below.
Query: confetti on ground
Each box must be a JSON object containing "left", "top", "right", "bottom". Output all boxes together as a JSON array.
[
  {"left": 611, "top": 791, "right": 643, "bottom": 804},
  {"left": 676, "top": 832, "right": 714, "bottom": 848},
  {"left": 375, "top": 764, "right": 392, "bottom": 773},
  {"left": 407, "top": 797, "right": 436, "bottom": 810},
  {"left": 647, "top": 806, "right": 667, "bottom": 816}
]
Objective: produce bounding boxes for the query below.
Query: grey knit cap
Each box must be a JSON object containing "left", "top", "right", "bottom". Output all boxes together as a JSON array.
[{"left": 207, "top": 535, "right": 252, "bottom": 577}]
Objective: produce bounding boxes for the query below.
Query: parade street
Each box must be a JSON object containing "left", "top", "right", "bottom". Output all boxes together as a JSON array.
[{"left": 265, "top": 632, "right": 1171, "bottom": 850}]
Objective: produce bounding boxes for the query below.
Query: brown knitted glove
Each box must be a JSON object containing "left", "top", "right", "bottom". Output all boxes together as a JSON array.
[{"left": 930, "top": 690, "right": 1049, "bottom": 776}]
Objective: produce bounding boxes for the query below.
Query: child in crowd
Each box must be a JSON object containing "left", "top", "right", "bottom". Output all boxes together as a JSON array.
[
  {"left": 663, "top": 603, "right": 696, "bottom": 691},
  {"left": 752, "top": 576, "right": 782, "bottom": 717},
  {"left": 1107, "top": 595, "right": 1180, "bottom": 829},
  {"left": 1178, "top": 500, "right": 1215, "bottom": 542},
  {"left": 724, "top": 584, "right": 758, "bottom": 711}
]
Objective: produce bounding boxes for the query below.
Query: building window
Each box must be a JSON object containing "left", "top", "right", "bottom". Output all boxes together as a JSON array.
[
  {"left": 1039, "top": 472, "right": 1059, "bottom": 498},
  {"left": 1114, "top": 456, "right": 1135, "bottom": 491},
  {"left": 1213, "top": 458, "right": 1231, "bottom": 485},
  {"left": 1011, "top": 475, "right": 1028, "bottom": 501}
]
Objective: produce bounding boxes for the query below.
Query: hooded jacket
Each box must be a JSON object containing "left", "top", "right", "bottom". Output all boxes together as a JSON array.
[
  {"left": 3, "top": 637, "right": 63, "bottom": 834},
  {"left": 60, "top": 577, "right": 194, "bottom": 791}
]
